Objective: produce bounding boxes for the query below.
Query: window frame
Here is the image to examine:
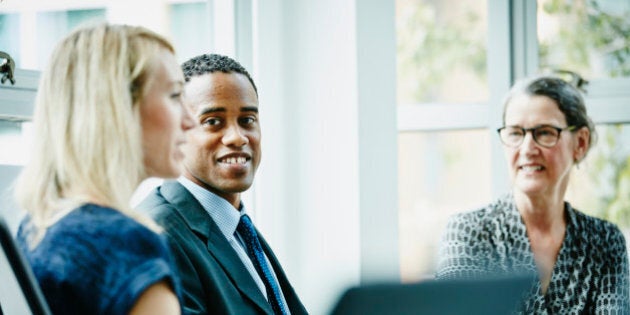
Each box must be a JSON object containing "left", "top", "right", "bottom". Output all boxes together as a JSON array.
[
  {"left": 0, "top": 69, "right": 38, "bottom": 122},
  {"left": 396, "top": 0, "right": 630, "bottom": 198}
]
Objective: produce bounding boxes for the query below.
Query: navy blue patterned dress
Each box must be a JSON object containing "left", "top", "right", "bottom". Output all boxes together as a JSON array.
[
  {"left": 17, "top": 204, "right": 182, "bottom": 315},
  {"left": 437, "top": 194, "right": 629, "bottom": 314}
]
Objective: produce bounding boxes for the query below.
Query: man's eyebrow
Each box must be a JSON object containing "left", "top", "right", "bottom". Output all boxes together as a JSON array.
[
  {"left": 241, "top": 106, "right": 258, "bottom": 113},
  {"left": 198, "top": 107, "right": 226, "bottom": 116}
]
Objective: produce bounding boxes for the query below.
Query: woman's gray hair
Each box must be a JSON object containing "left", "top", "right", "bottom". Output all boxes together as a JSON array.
[{"left": 502, "top": 75, "right": 597, "bottom": 155}]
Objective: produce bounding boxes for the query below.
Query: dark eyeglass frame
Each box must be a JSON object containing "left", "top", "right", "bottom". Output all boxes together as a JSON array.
[{"left": 496, "top": 125, "right": 576, "bottom": 148}]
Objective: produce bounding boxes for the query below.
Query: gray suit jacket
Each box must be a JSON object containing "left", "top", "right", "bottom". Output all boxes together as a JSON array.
[{"left": 137, "top": 181, "right": 308, "bottom": 315}]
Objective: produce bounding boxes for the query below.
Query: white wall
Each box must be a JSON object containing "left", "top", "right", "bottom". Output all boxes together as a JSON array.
[{"left": 253, "top": 0, "right": 399, "bottom": 313}]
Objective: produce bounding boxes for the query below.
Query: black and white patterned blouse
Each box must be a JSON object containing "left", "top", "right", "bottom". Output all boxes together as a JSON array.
[{"left": 436, "top": 194, "right": 629, "bottom": 314}]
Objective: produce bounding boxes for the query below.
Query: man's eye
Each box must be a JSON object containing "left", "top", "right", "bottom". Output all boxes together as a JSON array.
[
  {"left": 203, "top": 118, "right": 221, "bottom": 126},
  {"left": 240, "top": 117, "right": 256, "bottom": 125}
]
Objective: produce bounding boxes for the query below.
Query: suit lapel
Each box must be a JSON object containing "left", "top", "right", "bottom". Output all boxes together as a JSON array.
[{"left": 160, "top": 181, "right": 273, "bottom": 314}]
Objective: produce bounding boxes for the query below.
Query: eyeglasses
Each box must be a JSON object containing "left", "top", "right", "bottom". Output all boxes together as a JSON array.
[{"left": 497, "top": 125, "right": 576, "bottom": 148}]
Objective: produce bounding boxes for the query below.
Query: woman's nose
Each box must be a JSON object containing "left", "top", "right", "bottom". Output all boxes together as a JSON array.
[{"left": 181, "top": 104, "right": 195, "bottom": 131}]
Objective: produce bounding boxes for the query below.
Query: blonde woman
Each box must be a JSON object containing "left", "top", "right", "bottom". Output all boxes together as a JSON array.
[{"left": 14, "top": 23, "right": 194, "bottom": 314}]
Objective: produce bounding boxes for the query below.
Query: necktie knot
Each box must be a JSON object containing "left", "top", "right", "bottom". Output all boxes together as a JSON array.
[
  {"left": 237, "top": 214, "right": 287, "bottom": 315},
  {"left": 237, "top": 214, "right": 258, "bottom": 244}
]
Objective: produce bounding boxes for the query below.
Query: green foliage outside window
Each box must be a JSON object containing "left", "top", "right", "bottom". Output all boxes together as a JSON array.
[
  {"left": 586, "top": 126, "right": 630, "bottom": 228},
  {"left": 396, "top": 0, "right": 486, "bottom": 104},
  {"left": 541, "top": 0, "right": 630, "bottom": 228},
  {"left": 540, "top": 0, "right": 630, "bottom": 77}
]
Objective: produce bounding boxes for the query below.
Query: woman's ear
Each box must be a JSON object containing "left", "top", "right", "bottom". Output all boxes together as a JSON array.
[{"left": 573, "top": 126, "right": 590, "bottom": 163}]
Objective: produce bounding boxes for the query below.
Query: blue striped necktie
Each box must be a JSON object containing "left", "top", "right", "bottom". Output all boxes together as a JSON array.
[{"left": 237, "top": 214, "right": 288, "bottom": 315}]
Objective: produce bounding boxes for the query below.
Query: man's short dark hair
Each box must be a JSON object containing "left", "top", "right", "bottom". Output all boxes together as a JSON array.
[{"left": 181, "top": 54, "right": 258, "bottom": 95}]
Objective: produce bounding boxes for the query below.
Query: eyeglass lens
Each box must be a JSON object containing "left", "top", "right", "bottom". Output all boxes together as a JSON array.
[{"left": 499, "top": 126, "right": 561, "bottom": 147}]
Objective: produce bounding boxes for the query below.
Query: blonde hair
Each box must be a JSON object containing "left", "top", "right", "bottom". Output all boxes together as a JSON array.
[{"left": 14, "top": 23, "right": 174, "bottom": 244}]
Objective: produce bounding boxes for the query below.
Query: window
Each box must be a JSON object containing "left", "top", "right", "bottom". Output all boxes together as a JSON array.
[
  {"left": 398, "top": 129, "right": 491, "bottom": 280},
  {"left": 538, "top": 0, "right": 630, "bottom": 79},
  {"left": 567, "top": 124, "right": 630, "bottom": 227},
  {"left": 0, "top": 120, "right": 31, "bottom": 166},
  {"left": 538, "top": 0, "right": 630, "bottom": 230},
  {"left": 396, "top": 0, "right": 488, "bottom": 105},
  {"left": 0, "top": 0, "right": 211, "bottom": 163},
  {"left": 36, "top": 9, "right": 107, "bottom": 70},
  {"left": 0, "top": 0, "right": 211, "bottom": 229},
  {"left": 0, "top": 14, "right": 19, "bottom": 66},
  {"left": 397, "top": 0, "right": 630, "bottom": 282},
  {"left": 0, "top": 1, "right": 210, "bottom": 70},
  {"left": 0, "top": 120, "right": 31, "bottom": 231},
  {"left": 170, "top": 2, "right": 211, "bottom": 63},
  {"left": 396, "top": 0, "right": 490, "bottom": 281}
]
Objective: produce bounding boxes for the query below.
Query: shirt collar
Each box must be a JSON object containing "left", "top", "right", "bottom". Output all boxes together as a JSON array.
[{"left": 178, "top": 176, "right": 247, "bottom": 239}]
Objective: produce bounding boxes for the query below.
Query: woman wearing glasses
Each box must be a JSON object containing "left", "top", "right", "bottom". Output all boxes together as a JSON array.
[{"left": 436, "top": 76, "right": 629, "bottom": 313}]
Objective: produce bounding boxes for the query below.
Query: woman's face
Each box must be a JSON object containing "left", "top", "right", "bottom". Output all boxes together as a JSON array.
[
  {"left": 503, "top": 94, "right": 588, "bottom": 199},
  {"left": 140, "top": 49, "right": 195, "bottom": 178}
]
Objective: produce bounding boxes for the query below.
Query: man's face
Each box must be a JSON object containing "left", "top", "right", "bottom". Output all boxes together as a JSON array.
[{"left": 182, "top": 72, "right": 260, "bottom": 206}]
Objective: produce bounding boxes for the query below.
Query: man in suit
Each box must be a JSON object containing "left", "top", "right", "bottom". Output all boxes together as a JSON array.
[{"left": 138, "top": 54, "right": 307, "bottom": 315}]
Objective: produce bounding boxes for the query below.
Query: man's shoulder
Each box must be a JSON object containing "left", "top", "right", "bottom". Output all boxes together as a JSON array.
[
  {"left": 136, "top": 182, "right": 187, "bottom": 223},
  {"left": 135, "top": 181, "right": 212, "bottom": 239}
]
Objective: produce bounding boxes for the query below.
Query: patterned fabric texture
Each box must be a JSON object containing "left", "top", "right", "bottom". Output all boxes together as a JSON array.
[{"left": 436, "top": 194, "right": 630, "bottom": 314}]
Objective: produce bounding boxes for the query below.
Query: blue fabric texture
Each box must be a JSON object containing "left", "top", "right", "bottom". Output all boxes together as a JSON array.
[
  {"left": 237, "top": 214, "right": 288, "bottom": 315},
  {"left": 16, "top": 204, "right": 182, "bottom": 315}
]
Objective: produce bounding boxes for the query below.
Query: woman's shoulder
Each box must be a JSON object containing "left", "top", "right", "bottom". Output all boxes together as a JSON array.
[
  {"left": 22, "top": 204, "right": 176, "bottom": 314},
  {"left": 446, "top": 194, "right": 515, "bottom": 229},
  {"left": 569, "top": 206, "right": 624, "bottom": 235},
  {"left": 62, "top": 203, "right": 143, "bottom": 228},
  {"left": 568, "top": 205, "right": 627, "bottom": 252},
  {"left": 55, "top": 204, "right": 157, "bottom": 240},
  {"left": 30, "top": 204, "right": 168, "bottom": 264},
  {"left": 568, "top": 205, "right": 623, "bottom": 235}
]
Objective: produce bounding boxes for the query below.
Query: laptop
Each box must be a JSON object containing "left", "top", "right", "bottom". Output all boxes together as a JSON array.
[
  {"left": 331, "top": 274, "right": 533, "bottom": 315},
  {"left": 0, "top": 216, "right": 51, "bottom": 315}
]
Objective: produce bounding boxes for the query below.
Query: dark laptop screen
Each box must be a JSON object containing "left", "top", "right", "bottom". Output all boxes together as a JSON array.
[{"left": 331, "top": 275, "right": 533, "bottom": 315}]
